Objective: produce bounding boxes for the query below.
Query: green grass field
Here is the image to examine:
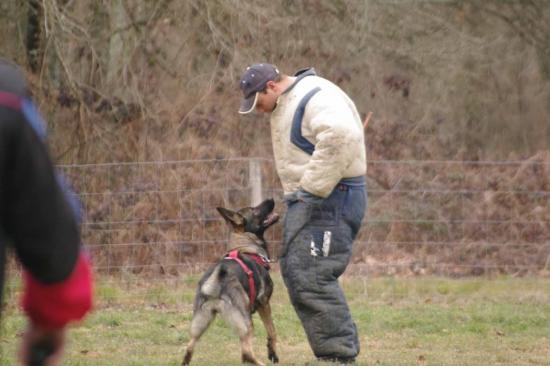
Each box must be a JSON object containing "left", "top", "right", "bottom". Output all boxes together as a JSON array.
[{"left": 1, "top": 273, "right": 549, "bottom": 365}]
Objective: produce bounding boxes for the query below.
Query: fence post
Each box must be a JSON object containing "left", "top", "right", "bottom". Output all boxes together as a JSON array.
[{"left": 249, "top": 159, "right": 262, "bottom": 206}]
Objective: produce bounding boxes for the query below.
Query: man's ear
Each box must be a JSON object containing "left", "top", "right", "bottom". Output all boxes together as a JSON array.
[
  {"left": 266, "top": 80, "right": 277, "bottom": 92},
  {"left": 216, "top": 207, "right": 245, "bottom": 228}
]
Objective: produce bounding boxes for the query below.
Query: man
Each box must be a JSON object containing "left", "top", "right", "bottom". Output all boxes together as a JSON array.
[
  {"left": 238, "top": 63, "right": 367, "bottom": 364},
  {"left": 0, "top": 59, "right": 93, "bottom": 365}
]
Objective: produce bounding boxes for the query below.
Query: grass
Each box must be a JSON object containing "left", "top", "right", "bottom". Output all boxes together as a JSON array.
[{"left": 1, "top": 273, "right": 549, "bottom": 365}]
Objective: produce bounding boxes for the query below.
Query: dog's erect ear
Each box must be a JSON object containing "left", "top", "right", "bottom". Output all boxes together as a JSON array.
[{"left": 217, "top": 207, "right": 245, "bottom": 228}]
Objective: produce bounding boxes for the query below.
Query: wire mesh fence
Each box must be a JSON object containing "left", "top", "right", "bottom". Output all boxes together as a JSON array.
[{"left": 57, "top": 157, "right": 549, "bottom": 277}]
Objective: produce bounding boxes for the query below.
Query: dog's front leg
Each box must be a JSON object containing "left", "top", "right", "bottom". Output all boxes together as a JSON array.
[
  {"left": 241, "top": 326, "right": 265, "bottom": 366},
  {"left": 258, "top": 303, "right": 279, "bottom": 363},
  {"left": 220, "top": 304, "right": 264, "bottom": 365}
]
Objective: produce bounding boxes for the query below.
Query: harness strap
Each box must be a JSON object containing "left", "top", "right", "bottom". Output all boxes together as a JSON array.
[
  {"left": 245, "top": 252, "right": 271, "bottom": 270},
  {"left": 226, "top": 250, "right": 256, "bottom": 310}
]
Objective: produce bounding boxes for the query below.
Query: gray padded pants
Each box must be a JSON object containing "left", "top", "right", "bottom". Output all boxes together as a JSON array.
[{"left": 280, "top": 183, "right": 366, "bottom": 360}]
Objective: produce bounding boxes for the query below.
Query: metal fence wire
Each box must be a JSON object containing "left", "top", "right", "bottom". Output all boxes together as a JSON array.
[{"left": 58, "top": 158, "right": 550, "bottom": 277}]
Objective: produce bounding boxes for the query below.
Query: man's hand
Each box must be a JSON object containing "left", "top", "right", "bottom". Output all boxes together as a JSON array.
[
  {"left": 19, "top": 323, "right": 65, "bottom": 366},
  {"left": 283, "top": 189, "right": 325, "bottom": 205},
  {"left": 297, "top": 189, "right": 325, "bottom": 204}
]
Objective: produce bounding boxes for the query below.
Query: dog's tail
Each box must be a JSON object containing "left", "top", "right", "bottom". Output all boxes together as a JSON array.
[{"left": 200, "top": 263, "right": 226, "bottom": 297}]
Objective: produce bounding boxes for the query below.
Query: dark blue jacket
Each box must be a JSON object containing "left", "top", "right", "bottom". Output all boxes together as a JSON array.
[{"left": 0, "top": 59, "right": 80, "bottom": 305}]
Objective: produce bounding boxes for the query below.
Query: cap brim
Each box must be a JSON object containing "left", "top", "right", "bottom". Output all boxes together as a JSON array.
[{"left": 238, "top": 92, "right": 259, "bottom": 114}]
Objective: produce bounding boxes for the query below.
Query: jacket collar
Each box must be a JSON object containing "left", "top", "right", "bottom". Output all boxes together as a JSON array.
[{"left": 282, "top": 67, "right": 317, "bottom": 95}]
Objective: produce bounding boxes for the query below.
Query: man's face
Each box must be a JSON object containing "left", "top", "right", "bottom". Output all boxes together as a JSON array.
[{"left": 255, "top": 81, "right": 279, "bottom": 113}]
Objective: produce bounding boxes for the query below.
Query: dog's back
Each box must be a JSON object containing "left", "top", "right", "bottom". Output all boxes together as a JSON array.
[{"left": 195, "top": 256, "right": 273, "bottom": 314}]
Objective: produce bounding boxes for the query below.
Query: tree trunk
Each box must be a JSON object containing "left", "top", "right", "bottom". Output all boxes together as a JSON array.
[{"left": 26, "top": 0, "right": 42, "bottom": 73}]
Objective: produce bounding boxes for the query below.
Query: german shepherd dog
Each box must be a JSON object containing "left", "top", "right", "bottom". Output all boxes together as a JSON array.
[{"left": 182, "top": 198, "right": 280, "bottom": 366}]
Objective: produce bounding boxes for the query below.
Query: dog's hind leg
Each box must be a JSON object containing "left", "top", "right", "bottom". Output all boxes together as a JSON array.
[
  {"left": 182, "top": 307, "right": 216, "bottom": 366},
  {"left": 258, "top": 303, "right": 279, "bottom": 363},
  {"left": 219, "top": 303, "right": 265, "bottom": 366}
]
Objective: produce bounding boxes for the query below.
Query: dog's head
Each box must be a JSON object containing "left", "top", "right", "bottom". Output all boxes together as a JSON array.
[{"left": 216, "top": 198, "right": 279, "bottom": 242}]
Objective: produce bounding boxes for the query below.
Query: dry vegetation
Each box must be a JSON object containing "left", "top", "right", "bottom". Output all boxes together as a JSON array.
[{"left": 0, "top": 1, "right": 549, "bottom": 275}]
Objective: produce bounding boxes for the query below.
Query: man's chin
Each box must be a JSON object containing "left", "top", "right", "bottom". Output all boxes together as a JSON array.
[{"left": 256, "top": 104, "right": 276, "bottom": 113}]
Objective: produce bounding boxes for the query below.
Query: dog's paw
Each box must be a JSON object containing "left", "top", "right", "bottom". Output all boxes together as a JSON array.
[{"left": 269, "top": 351, "right": 279, "bottom": 363}]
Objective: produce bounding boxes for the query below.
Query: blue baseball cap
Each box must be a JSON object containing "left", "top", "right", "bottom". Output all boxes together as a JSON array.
[{"left": 238, "top": 63, "right": 279, "bottom": 114}]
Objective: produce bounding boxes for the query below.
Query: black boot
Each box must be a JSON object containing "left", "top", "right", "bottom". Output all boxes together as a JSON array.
[{"left": 305, "top": 356, "right": 356, "bottom": 365}]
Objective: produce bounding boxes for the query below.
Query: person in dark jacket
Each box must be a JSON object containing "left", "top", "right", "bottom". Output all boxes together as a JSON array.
[{"left": 0, "top": 58, "right": 92, "bottom": 366}]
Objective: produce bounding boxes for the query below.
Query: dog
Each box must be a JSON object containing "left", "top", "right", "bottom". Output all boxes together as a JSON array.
[{"left": 182, "top": 198, "right": 280, "bottom": 366}]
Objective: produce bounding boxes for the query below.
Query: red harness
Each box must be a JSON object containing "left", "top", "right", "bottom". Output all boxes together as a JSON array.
[{"left": 225, "top": 250, "right": 270, "bottom": 310}]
